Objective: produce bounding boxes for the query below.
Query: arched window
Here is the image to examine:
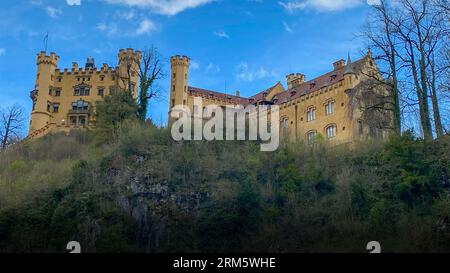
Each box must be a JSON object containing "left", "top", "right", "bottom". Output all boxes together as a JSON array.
[
  {"left": 72, "top": 100, "right": 89, "bottom": 111},
  {"left": 307, "top": 130, "right": 317, "bottom": 144},
  {"left": 306, "top": 106, "right": 316, "bottom": 122},
  {"left": 325, "top": 124, "right": 337, "bottom": 139},
  {"left": 280, "top": 117, "right": 289, "bottom": 129},
  {"left": 325, "top": 99, "right": 334, "bottom": 116}
]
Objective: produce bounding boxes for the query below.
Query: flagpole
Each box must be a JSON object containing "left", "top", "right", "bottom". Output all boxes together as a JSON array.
[{"left": 44, "top": 32, "right": 49, "bottom": 52}]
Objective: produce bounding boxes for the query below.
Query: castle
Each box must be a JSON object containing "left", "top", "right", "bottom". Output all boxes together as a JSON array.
[
  {"left": 27, "top": 48, "right": 392, "bottom": 144},
  {"left": 28, "top": 48, "right": 141, "bottom": 139},
  {"left": 169, "top": 50, "right": 392, "bottom": 145}
]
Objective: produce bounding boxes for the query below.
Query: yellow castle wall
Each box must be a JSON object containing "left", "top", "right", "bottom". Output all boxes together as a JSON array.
[{"left": 28, "top": 49, "right": 141, "bottom": 139}]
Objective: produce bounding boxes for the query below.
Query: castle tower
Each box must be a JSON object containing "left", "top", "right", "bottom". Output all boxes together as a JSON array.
[
  {"left": 286, "top": 73, "right": 305, "bottom": 90},
  {"left": 169, "top": 55, "right": 190, "bottom": 117},
  {"left": 29, "top": 51, "right": 59, "bottom": 135},
  {"left": 118, "top": 48, "right": 142, "bottom": 98}
]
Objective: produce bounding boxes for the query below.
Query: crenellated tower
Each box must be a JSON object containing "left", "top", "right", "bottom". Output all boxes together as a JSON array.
[
  {"left": 118, "top": 48, "right": 142, "bottom": 98},
  {"left": 169, "top": 55, "right": 190, "bottom": 118},
  {"left": 29, "top": 51, "right": 59, "bottom": 135}
]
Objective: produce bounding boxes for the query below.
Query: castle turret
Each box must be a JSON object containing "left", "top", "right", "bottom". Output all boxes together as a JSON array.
[
  {"left": 29, "top": 51, "right": 59, "bottom": 135},
  {"left": 286, "top": 73, "right": 305, "bottom": 90},
  {"left": 343, "top": 53, "right": 356, "bottom": 89},
  {"left": 118, "top": 48, "right": 142, "bottom": 98},
  {"left": 169, "top": 55, "right": 190, "bottom": 118}
]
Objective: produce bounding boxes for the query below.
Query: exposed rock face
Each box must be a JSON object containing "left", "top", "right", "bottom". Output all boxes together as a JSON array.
[{"left": 108, "top": 155, "right": 208, "bottom": 252}]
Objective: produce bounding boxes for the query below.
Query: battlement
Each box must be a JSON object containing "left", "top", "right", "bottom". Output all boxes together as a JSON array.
[
  {"left": 171, "top": 55, "right": 190, "bottom": 66},
  {"left": 118, "top": 48, "right": 142, "bottom": 62},
  {"left": 54, "top": 63, "right": 116, "bottom": 76},
  {"left": 286, "top": 73, "right": 305, "bottom": 89},
  {"left": 333, "top": 59, "right": 346, "bottom": 70},
  {"left": 37, "top": 51, "right": 59, "bottom": 66}
]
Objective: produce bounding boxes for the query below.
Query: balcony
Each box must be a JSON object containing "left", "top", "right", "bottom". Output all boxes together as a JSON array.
[{"left": 68, "top": 109, "right": 90, "bottom": 115}]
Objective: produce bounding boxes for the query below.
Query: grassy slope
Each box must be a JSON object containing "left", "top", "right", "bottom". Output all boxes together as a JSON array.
[{"left": 0, "top": 123, "right": 450, "bottom": 253}]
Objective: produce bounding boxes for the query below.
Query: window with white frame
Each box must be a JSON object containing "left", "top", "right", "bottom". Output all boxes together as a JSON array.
[
  {"left": 281, "top": 117, "right": 289, "bottom": 129},
  {"left": 326, "top": 124, "right": 337, "bottom": 139},
  {"left": 307, "top": 130, "right": 317, "bottom": 144},
  {"left": 306, "top": 107, "right": 316, "bottom": 122},
  {"left": 325, "top": 100, "right": 334, "bottom": 115}
]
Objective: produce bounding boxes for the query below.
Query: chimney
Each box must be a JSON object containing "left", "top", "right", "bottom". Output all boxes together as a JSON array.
[
  {"left": 333, "top": 59, "right": 346, "bottom": 70},
  {"left": 286, "top": 73, "right": 305, "bottom": 90},
  {"left": 72, "top": 62, "right": 78, "bottom": 71},
  {"left": 235, "top": 90, "right": 240, "bottom": 97}
]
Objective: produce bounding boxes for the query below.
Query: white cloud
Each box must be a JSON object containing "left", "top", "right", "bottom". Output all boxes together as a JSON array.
[
  {"left": 115, "top": 10, "right": 136, "bottom": 20},
  {"left": 45, "top": 6, "right": 62, "bottom": 18},
  {"left": 206, "top": 63, "right": 220, "bottom": 73},
  {"left": 136, "top": 19, "right": 156, "bottom": 35},
  {"left": 190, "top": 60, "right": 200, "bottom": 70},
  {"left": 66, "top": 0, "right": 81, "bottom": 5},
  {"left": 367, "top": 0, "right": 381, "bottom": 5},
  {"left": 235, "top": 62, "right": 277, "bottom": 82},
  {"left": 282, "top": 21, "right": 293, "bottom": 32},
  {"left": 279, "top": 0, "right": 361, "bottom": 12},
  {"left": 105, "top": 0, "right": 215, "bottom": 16},
  {"left": 0, "top": 48, "right": 5, "bottom": 56},
  {"left": 213, "top": 30, "right": 230, "bottom": 39},
  {"left": 96, "top": 22, "right": 118, "bottom": 35}
]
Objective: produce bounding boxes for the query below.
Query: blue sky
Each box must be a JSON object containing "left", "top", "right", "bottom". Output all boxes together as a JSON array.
[{"left": 0, "top": 0, "right": 377, "bottom": 128}]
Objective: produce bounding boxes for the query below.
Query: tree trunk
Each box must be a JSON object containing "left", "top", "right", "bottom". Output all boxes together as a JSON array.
[{"left": 429, "top": 55, "right": 444, "bottom": 137}]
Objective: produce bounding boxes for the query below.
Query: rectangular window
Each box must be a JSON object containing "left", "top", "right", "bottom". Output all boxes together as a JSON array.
[
  {"left": 100, "top": 76, "right": 105, "bottom": 81},
  {"left": 47, "top": 101, "right": 51, "bottom": 112},
  {"left": 55, "top": 90, "right": 61, "bottom": 96},
  {"left": 74, "top": 86, "right": 90, "bottom": 96},
  {"left": 48, "top": 88, "right": 52, "bottom": 95},
  {"left": 53, "top": 103, "right": 60, "bottom": 113},
  {"left": 32, "top": 100, "right": 36, "bottom": 111},
  {"left": 98, "top": 88, "right": 104, "bottom": 97}
]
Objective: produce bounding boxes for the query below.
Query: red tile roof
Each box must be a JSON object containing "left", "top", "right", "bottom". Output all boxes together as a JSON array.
[
  {"left": 188, "top": 87, "right": 250, "bottom": 105},
  {"left": 188, "top": 56, "right": 367, "bottom": 106},
  {"left": 249, "top": 82, "right": 284, "bottom": 103}
]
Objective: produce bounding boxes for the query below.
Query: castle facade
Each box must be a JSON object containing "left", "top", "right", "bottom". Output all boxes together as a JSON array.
[
  {"left": 28, "top": 48, "right": 141, "bottom": 139},
  {"left": 169, "top": 50, "right": 392, "bottom": 145}
]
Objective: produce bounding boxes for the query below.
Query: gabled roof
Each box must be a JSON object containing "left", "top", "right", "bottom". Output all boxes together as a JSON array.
[{"left": 249, "top": 82, "right": 285, "bottom": 103}]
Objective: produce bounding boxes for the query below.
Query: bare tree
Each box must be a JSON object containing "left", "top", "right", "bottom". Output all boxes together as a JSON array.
[
  {"left": 137, "top": 46, "right": 165, "bottom": 121},
  {"left": 0, "top": 104, "right": 25, "bottom": 150},
  {"left": 386, "top": 0, "right": 442, "bottom": 140},
  {"left": 362, "top": 0, "right": 403, "bottom": 134}
]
